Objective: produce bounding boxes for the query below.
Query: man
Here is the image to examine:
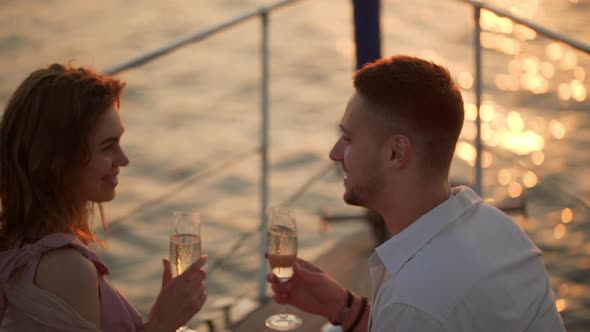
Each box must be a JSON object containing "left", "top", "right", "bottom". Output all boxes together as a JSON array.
[{"left": 268, "top": 55, "right": 565, "bottom": 331}]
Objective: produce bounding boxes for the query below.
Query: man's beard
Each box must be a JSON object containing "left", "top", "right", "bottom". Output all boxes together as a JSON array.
[{"left": 343, "top": 172, "right": 385, "bottom": 207}]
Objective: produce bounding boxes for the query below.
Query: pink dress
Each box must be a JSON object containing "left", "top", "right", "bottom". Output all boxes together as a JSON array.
[{"left": 0, "top": 233, "right": 144, "bottom": 331}]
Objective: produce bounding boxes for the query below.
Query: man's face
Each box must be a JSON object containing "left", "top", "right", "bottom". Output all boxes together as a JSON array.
[{"left": 329, "top": 93, "right": 387, "bottom": 207}]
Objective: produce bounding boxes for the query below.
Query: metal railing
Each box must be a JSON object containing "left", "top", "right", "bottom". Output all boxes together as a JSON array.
[
  {"left": 103, "top": 0, "right": 303, "bottom": 301},
  {"left": 101, "top": 0, "right": 590, "bottom": 309},
  {"left": 462, "top": 0, "right": 590, "bottom": 195}
]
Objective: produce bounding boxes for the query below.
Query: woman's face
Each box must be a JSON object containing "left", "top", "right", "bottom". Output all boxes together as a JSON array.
[{"left": 78, "top": 105, "right": 129, "bottom": 203}]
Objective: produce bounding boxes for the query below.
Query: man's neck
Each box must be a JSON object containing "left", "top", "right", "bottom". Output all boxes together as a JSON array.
[{"left": 376, "top": 178, "right": 452, "bottom": 236}]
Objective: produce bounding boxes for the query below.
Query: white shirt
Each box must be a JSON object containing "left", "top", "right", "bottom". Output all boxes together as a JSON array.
[{"left": 368, "top": 186, "right": 565, "bottom": 332}]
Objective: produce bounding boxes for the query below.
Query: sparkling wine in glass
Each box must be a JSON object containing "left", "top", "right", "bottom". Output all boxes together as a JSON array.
[
  {"left": 169, "top": 211, "right": 202, "bottom": 332},
  {"left": 265, "top": 206, "right": 302, "bottom": 331}
]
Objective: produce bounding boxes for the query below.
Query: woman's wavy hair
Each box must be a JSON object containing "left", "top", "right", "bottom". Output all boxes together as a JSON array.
[{"left": 0, "top": 63, "right": 125, "bottom": 249}]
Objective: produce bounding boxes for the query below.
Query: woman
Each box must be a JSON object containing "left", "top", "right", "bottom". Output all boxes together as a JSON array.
[{"left": 0, "top": 64, "right": 207, "bottom": 331}]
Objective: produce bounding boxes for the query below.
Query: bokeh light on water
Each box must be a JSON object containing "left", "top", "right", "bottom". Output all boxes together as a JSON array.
[
  {"left": 561, "top": 208, "right": 573, "bottom": 224},
  {"left": 449, "top": 0, "right": 589, "bottom": 328}
]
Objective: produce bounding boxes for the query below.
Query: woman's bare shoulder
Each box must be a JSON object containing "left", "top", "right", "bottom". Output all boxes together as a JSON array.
[
  {"left": 34, "top": 247, "right": 101, "bottom": 325},
  {"left": 36, "top": 247, "right": 98, "bottom": 287}
]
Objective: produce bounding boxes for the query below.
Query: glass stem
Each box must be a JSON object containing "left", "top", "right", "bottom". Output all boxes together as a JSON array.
[{"left": 278, "top": 278, "right": 290, "bottom": 318}]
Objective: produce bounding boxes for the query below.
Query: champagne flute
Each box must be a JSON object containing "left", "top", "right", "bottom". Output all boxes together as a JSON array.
[
  {"left": 169, "top": 211, "right": 202, "bottom": 332},
  {"left": 265, "top": 205, "right": 302, "bottom": 331}
]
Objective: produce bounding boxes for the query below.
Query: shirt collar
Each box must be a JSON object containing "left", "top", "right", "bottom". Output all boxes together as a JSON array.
[{"left": 374, "top": 186, "right": 482, "bottom": 276}]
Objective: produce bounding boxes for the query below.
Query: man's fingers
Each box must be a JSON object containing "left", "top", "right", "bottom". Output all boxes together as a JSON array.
[
  {"left": 271, "top": 281, "right": 292, "bottom": 293},
  {"left": 295, "top": 257, "right": 323, "bottom": 273},
  {"left": 266, "top": 272, "right": 278, "bottom": 283},
  {"left": 274, "top": 292, "right": 289, "bottom": 304},
  {"left": 294, "top": 259, "right": 324, "bottom": 283}
]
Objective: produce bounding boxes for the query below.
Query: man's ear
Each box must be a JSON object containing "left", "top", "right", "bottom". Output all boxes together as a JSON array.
[{"left": 386, "top": 134, "right": 412, "bottom": 168}]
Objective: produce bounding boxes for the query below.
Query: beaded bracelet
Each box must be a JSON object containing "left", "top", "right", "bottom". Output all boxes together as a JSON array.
[
  {"left": 345, "top": 296, "right": 368, "bottom": 332},
  {"left": 330, "top": 289, "right": 354, "bottom": 326}
]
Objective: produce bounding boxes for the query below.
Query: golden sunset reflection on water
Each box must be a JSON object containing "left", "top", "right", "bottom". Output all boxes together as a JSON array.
[
  {"left": 455, "top": 0, "right": 588, "bottom": 205},
  {"left": 476, "top": 8, "right": 588, "bottom": 104},
  {"left": 458, "top": 103, "right": 547, "bottom": 165},
  {"left": 498, "top": 168, "right": 512, "bottom": 185},
  {"left": 547, "top": 43, "right": 564, "bottom": 61},
  {"left": 523, "top": 171, "right": 538, "bottom": 188},
  {"left": 541, "top": 61, "right": 555, "bottom": 79},
  {"left": 560, "top": 50, "right": 578, "bottom": 71},
  {"left": 481, "top": 151, "right": 493, "bottom": 168},
  {"left": 554, "top": 224, "right": 567, "bottom": 239},
  {"left": 531, "top": 150, "right": 544, "bottom": 165},
  {"left": 561, "top": 208, "right": 574, "bottom": 224},
  {"left": 571, "top": 80, "right": 587, "bottom": 101},
  {"left": 574, "top": 66, "right": 585, "bottom": 80},
  {"left": 508, "top": 182, "right": 523, "bottom": 198},
  {"left": 481, "top": 123, "right": 493, "bottom": 141},
  {"left": 514, "top": 24, "right": 537, "bottom": 41},
  {"left": 447, "top": 0, "right": 587, "bottom": 321},
  {"left": 549, "top": 120, "right": 567, "bottom": 139},
  {"left": 481, "top": 32, "right": 521, "bottom": 55},
  {"left": 481, "top": 11, "right": 514, "bottom": 34},
  {"left": 458, "top": 72, "right": 474, "bottom": 90},
  {"left": 456, "top": 141, "right": 477, "bottom": 167},
  {"left": 480, "top": 105, "right": 496, "bottom": 122},
  {"left": 556, "top": 298, "right": 568, "bottom": 313},
  {"left": 558, "top": 83, "right": 572, "bottom": 100},
  {"left": 559, "top": 283, "right": 570, "bottom": 296},
  {"left": 507, "top": 112, "right": 524, "bottom": 131},
  {"left": 495, "top": 74, "right": 520, "bottom": 91},
  {"left": 464, "top": 104, "right": 477, "bottom": 121}
]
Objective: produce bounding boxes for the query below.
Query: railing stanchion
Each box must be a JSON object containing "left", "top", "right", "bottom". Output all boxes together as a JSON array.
[
  {"left": 258, "top": 10, "right": 270, "bottom": 301},
  {"left": 97, "top": 0, "right": 590, "bottom": 307},
  {"left": 474, "top": 5, "right": 483, "bottom": 196}
]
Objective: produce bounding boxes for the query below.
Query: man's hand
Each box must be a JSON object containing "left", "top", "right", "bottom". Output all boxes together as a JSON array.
[{"left": 267, "top": 257, "right": 349, "bottom": 322}]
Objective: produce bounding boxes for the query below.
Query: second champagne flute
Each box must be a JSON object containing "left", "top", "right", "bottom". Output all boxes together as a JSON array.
[
  {"left": 169, "top": 211, "right": 202, "bottom": 332},
  {"left": 265, "top": 205, "right": 302, "bottom": 331}
]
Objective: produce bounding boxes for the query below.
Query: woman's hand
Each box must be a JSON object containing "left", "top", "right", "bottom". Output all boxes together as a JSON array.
[{"left": 144, "top": 255, "right": 208, "bottom": 332}]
